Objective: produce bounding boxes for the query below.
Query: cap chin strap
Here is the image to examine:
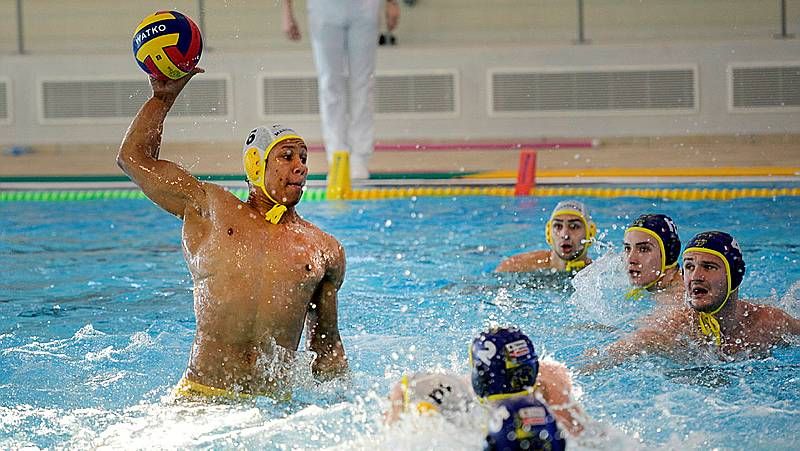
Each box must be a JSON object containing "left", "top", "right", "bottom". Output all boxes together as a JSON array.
[
  {"left": 565, "top": 259, "right": 587, "bottom": 273},
  {"left": 685, "top": 247, "right": 734, "bottom": 347},
  {"left": 698, "top": 297, "right": 728, "bottom": 347},
  {"left": 483, "top": 385, "right": 538, "bottom": 403},
  {"left": 260, "top": 186, "right": 287, "bottom": 224},
  {"left": 564, "top": 233, "right": 595, "bottom": 272}
]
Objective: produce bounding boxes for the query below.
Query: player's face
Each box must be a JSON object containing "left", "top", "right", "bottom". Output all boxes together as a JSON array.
[
  {"left": 264, "top": 138, "right": 308, "bottom": 206},
  {"left": 549, "top": 214, "right": 586, "bottom": 260},
  {"left": 623, "top": 230, "right": 663, "bottom": 287},
  {"left": 683, "top": 251, "right": 728, "bottom": 312}
]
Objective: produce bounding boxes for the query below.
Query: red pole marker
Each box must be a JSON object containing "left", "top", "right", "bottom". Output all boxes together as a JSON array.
[{"left": 514, "top": 150, "right": 537, "bottom": 196}]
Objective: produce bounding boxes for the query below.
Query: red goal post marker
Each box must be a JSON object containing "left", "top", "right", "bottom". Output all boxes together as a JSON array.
[{"left": 514, "top": 149, "right": 537, "bottom": 196}]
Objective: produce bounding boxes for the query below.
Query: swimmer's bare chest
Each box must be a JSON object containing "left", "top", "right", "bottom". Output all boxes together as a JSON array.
[{"left": 180, "top": 190, "right": 328, "bottom": 348}]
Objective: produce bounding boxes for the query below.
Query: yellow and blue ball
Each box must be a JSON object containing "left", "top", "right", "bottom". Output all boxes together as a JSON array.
[{"left": 132, "top": 10, "right": 203, "bottom": 80}]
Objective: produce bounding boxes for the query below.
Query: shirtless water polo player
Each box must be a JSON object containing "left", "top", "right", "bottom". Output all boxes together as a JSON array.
[{"left": 117, "top": 69, "right": 348, "bottom": 399}]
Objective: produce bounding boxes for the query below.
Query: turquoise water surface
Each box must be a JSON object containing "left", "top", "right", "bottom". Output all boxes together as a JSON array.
[{"left": 1, "top": 194, "right": 799, "bottom": 449}]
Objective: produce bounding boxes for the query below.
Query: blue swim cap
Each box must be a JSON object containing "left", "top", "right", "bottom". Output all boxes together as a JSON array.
[
  {"left": 627, "top": 214, "right": 681, "bottom": 268},
  {"left": 470, "top": 327, "right": 539, "bottom": 400},
  {"left": 484, "top": 396, "right": 566, "bottom": 451},
  {"left": 684, "top": 231, "right": 746, "bottom": 292}
]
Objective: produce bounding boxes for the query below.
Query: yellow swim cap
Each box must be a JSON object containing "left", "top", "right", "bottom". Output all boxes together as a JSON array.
[{"left": 242, "top": 125, "right": 304, "bottom": 224}]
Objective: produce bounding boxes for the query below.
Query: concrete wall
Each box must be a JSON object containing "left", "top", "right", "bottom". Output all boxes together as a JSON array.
[
  {"left": 0, "top": 1, "right": 798, "bottom": 147},
  {"left": 2, "top": 0, "right": 797, "bottom": 54}
]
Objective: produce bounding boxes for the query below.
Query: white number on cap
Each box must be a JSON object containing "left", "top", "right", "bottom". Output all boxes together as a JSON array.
[
  {"left": 475, "top": 341, "right": 496, "bottom": 366},
  {"left": 664, "top": 217, "right": 678, "bottom": 235}
]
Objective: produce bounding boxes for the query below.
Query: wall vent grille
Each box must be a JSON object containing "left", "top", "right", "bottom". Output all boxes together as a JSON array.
[
  {"left": 0, "top": 80, "right": 8, "bottom": 121},
  {"left": 491, "top": 67, "right": 696, "bottom": 115},
  {"left": 40, "top": 78, "right": 228, "bottom": 121},
  {"left": 731, "top": 64, "right": 800, "bottom": 110},
  {"left": 262, "top": 72, "right": 457, "bottom": 116}
]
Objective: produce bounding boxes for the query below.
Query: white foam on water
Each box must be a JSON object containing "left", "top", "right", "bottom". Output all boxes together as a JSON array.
[
  {"left": 569, "top": 250, "right": 641, "bottom": 327},
  {"left": 778, "top": 278, "right": 800, "bottom": 317},
  {"left": 3, "top": 324, "right": 105, "bottom": 360},
  {"left": 331, "top": 409, "right": 486, "bottom": 451}
]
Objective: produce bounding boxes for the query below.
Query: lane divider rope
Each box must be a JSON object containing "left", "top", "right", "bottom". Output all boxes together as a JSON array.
[{"left": 2, "top": 186, "right": 799, "bottom": 202}]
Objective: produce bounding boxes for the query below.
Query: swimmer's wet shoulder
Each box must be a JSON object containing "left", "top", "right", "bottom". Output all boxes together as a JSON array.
[{"left": 495, "top": 249, "right": 552, "bottom": 272}]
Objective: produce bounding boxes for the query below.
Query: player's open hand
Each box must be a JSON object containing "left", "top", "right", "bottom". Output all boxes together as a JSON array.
[{"left": 150, "top": 67, "right": 205, "bottom": 106}]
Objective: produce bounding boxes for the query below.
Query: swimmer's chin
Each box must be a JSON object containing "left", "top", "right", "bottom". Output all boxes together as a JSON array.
[
  {"left": 554, "top": 248, "right": 582, "bottom": 261},
  {"left": 686, "top": 295, "right": 718, "bottom": 312}
]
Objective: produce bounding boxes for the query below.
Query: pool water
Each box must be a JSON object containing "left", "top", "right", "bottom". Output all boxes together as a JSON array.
[{"left": 1, "top": 194, "right": 799, "bottom": 449}]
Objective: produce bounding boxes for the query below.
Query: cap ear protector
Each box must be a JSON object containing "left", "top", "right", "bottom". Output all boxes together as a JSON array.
[{"left": 243, "top": 140, "right": 266, "bottom": 188}]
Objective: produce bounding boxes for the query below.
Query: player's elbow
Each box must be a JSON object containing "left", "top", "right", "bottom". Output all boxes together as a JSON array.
[
  {"left": 116, "top": 152, "right": 127, "bottom": 172},
  {"left": 116, "top": 147, "right": 133, "bottom": 173},
  {"left": 116, "top": 147, "right": 143, "bottom": 179}
]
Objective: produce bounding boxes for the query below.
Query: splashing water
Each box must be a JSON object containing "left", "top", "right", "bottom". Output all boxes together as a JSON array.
[{"left": 2, "top": 195, "right": 800, "bottom": 449}]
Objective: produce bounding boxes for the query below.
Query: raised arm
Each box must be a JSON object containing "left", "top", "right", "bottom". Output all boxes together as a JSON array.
[
  {"left": 306, "top": 240, "right": 348, "bottom": 379},
  {"left": 117, "top": 69, "right": 207, "bottom": 219}
]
